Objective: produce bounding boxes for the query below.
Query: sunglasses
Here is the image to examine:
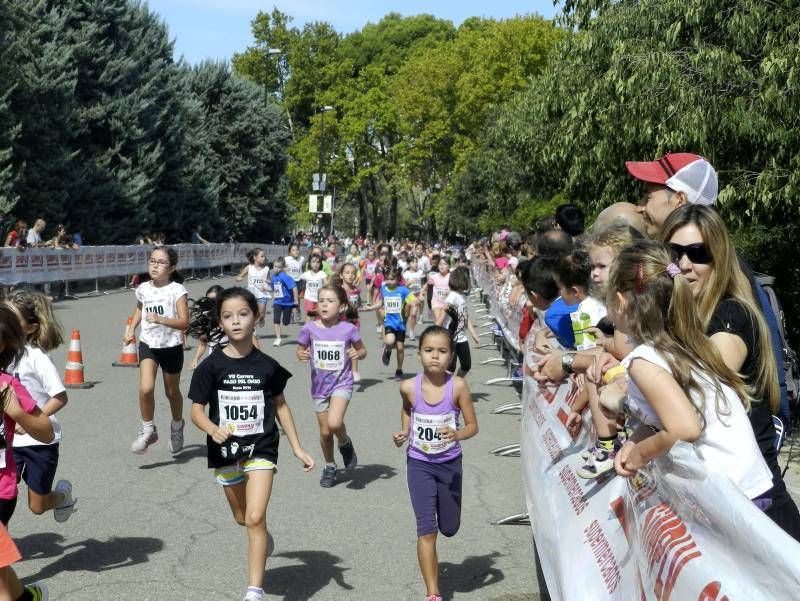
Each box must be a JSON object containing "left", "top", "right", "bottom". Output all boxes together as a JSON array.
[{"left": 668, "top": 242, "right": 712, "bottom": 265}]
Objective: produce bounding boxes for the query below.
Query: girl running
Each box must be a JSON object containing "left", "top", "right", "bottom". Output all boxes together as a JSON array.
[
  {"left": 236, "top": 249, "right": 271, "bottom": 327},
  {"left": 403, "top": 256, "right": 425, "bottom": 341},
  {"left": 270, "top": 258, "right": 299, "bottom": 347},
  {"left": 6, "top": 290, "right": 75, "bottom": 524},
  {"left": 428, "top": 256, "right": 451, "bottom": 324},
  {"left": 435, "top": 267, "right": 480, "bottom": 377},
  {"left": 296, "top": 284, "right": 366, "bottom": 488},
  {"left": 336, "top": 263, "right": 364, "bottom": 382},
  {"left": 190, "top": 287, "right": 314, "bottom": 601},
  {"left": 188, "top": 285, "right": 225, "bottom": 369},
  {"left": 0, "top": 304, "right": 55, "bottom": 526},
  {"left": 125, "top": 246, "right": 189, "bottom": 455},
  {"left": 301, "top": 254, "right": 328, "bottom": 321},
  {"left": 366, "top": 267, "right": 415, "bottom": 380},
  {"left": 363, "top": 248, "right": 379, "bottom": 297},
  {"left": 285, "top": 243, "right": 306, "bottom": 322},
  {"left": 393, "top": 325, "right": 478, "bottom": 601}
]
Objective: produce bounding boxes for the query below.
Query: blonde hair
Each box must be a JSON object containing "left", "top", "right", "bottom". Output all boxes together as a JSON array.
[
  {"left": 588, "top": 220, "right": 642, "bottom": 258},
  {"left": 660, "top": 205, "right": 779, "bottom": 413},
  {"left": 5, "top": 289, "right": 64, "bottom": 351},
  {"left": 608, "top": 241, "right": 751, "bottom": 425}
]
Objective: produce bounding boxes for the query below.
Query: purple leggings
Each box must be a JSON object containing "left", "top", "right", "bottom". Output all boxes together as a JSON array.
[{"left": 407, "top": 455, "right": 462, "bottom": 537}]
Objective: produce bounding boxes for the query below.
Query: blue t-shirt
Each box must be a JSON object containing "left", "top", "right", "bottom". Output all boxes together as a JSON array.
[
  {"left": 271, "top": 272, "right": 296, "bottom": 307},
  {"left": 544, "top": 297, "right": 580, "bottom": 349},
  {"left": 381, "top": 284, "right": 410, "bottom": 331}
]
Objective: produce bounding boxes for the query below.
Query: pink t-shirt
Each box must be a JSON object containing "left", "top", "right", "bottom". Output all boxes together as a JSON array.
[
  {"left": 428, "top": 272, "right": 451, "bottom": 308},
  {"left": 494, "top": 257, "right": 509, "bottom": 270},
  {"left": 0, "top": 373, "right": 37, "bottom": 499}
]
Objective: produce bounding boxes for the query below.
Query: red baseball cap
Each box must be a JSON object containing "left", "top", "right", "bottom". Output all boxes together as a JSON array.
[{"left": 625, "top": 152, "right": 718, "bottom": 206}]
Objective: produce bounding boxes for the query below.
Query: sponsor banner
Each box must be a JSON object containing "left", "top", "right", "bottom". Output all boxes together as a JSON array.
[{"left": 0, "top": 244, "right": 287, "bottom": 285}]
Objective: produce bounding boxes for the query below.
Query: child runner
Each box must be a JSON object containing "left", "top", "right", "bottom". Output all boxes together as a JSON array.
[
  {"left": 6, "top": 290, "right": 75, "bottom": 523},
  {"left": 285, "top": 243, "right": 306, "bottom": 322},
  {"left": 336, "top": 263, "right": 364, "bottom": 382},
  {"left": 301, "top": 254, "right": 328, "bottom": 322},
  {"left": 190, "top": 287, "right": 314, "bottom": 601},
  {"left": 403, "top": 256, "right": 425, "bottom": 341},
  {"left": 270, "top": 257, "right": 298, "bottom": 347},
  {"left": 236, "top": 248, "right": 271, "bottom": 328},
  {"left": 188, "top": 285, "right": 225, "bottom": 369},
  {"left": 125, "top": 246, "right": 189, "bottom": 455},
  {"left": 428, "top": 256, "right": 451, "bottom": 324},
  {"left": 0, "top": 304, "right": 56, "bottom": 526},
  {"left": 393, "top": 326, "right": 478, "bottom": 601},
  {"left": 0, "top": 521, "right": 49, "bottom": 601},
  {"left": 435, "top": 267, "right": 480, "bottom": 377},
  {"left": 363, "top": 248, "right": 379, "bottom": 298},
  {"left": 367, "top": 267, "right": 415, "bottom": 380},
  {"left": 296, "top": 284, "right": 366, "bottom": 487}
]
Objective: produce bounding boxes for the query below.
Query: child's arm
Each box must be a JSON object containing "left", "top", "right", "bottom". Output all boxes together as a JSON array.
[
  {"left": 190, "top": 402, "right": 231, "bottom": 444},
  {"left": 393, "top": 382, "right": 413, "bottom": 447},
  {"left": 434, "top": 304, "right": 450, "bottom": 326},
  {"left": 290, "top": 279, "right": 299, "bottom": 306},
  {"left": 444, "top": 377, "right": 478, "bottom": 442},
  {"left": 124, "top": 304, "right": 143, "bottom": 344},
  {"left": 532, "top": 326, "right": 556, "bottom": 354},
  {"left": 296, "top": 343, "right": 311, "bottom": 362},
  {"left": 4, "top": 386, "right": 53, "bottom": 444},
  {"left": 466, "top": 314, "right": 480, "bottom": 345},
  {"left": 273, "top": 393, "right": 314, "bottom": 471},
  {"left": 189, "top": 338, "right": 208, "bottom": 369},
  {"left": 234, "top": 264, "right": 248, "bottom": 281},
  {"left": 145, "top": 294, "right": 189, "bottom": 331},
  {"left": 615, "top": 360, "right": 702, "bottom": 477},
  {"left": 347, "top": 340, "right": 367, "bottom": 361}
]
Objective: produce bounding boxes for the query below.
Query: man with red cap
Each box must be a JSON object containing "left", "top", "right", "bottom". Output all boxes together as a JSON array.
[{"left": 625, "top": 152, "right": 718, "bottom": 238}]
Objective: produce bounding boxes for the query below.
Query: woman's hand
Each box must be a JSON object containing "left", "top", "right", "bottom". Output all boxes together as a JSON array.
[
  {"left": 533, "top": 329, "right": 554, "bottom": 355},
  {"left": 565, "top": 411, "right": 583, "bottom": 438},
  {"left": 392, "top": 431, "right": 408, "bottom": 447},
  {"left": 533, "top": 351, "right": 565, "bottom": 383},
  {"left": 614, "top": 441, "right": 647, "bottom": 477}
]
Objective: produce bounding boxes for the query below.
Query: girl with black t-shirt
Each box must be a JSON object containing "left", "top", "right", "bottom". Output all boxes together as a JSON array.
[{"left": 189, "top": 287, "right": 314, "bottom": 601}]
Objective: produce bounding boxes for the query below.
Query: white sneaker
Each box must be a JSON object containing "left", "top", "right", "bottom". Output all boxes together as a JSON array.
[
  {"left": 130, "top": 426, "right": 158, "bottom": 454},
  {"left": 352, "top": 372, "right": 361, "bottom": 383},
  {"left": 243, "top": 589, "right": 263, "bottom": 601},
  {"left": 273, "top": 338, "right": 282, "bottom": 347},
  {"left": 169, "top": 420, "right": 185, "bottom": 454},
  {"left": 408, "top": 330, "right": 415, "bottom": 341},
  {"left": 53, "top": 480, "right": 76, "bottom": 523},
  {"left": 24, "top": 581, "right": 48, "bottom": 601}
]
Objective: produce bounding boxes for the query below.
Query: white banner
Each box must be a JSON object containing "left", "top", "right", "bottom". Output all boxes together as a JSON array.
[{"left": 0, "top": 243, "right": 288, "bottom": 285}]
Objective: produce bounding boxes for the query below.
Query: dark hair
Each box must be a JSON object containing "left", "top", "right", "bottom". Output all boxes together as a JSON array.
[
  {"left": 319, "top": 283, "right": 358, "bottom": 322},
  {"left": 151, "top": 246, "right": 184, "bottom": 283},
  {"left": 534, "top": 216, "right": 556, "bottom": 235},
  {"left": 246, "top": 248, "right": 264, "bottom": 264},
  {"left": 555, "top": 204, "right": 585, "bottom": 237},
  {"left": 536, "top": 229, "right": 573, "bottom": 262},
  {"left": 186, "top": 296, "right": 224, "bottom": 343},
  {"left": 515, "top": 259, "right": 530, "bottom": 282},
  {"left": 216, "top": 287, "right": 258, "bottom": 318},
  {"left": 554, "top": 250, "right": 591, "bottom": 291},
  {"left": 448, "top": 266, "right": 470, "bottom": 293},
  {"left": 418, "top": 325, "right": 455, "bottom": 351},
  {"left": 386, "top": 266, "right": 403, "bottom": 281},
  {"left": 522, "top": 258, "right": 559, "bottom": 302},
  {"left": 0, "top": 304, "right": 27, "bottom": 370},
  {"left": 205, "top": 285, "right": 224, "bottom": 297}
]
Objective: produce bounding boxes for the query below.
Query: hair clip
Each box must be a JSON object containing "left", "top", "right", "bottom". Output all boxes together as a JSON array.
[
  {"left": 665, "top": 263, "right": 681, "bottom": 279},
  {"left": 635, "top": 262, "right": 646, "bottom": 294}
]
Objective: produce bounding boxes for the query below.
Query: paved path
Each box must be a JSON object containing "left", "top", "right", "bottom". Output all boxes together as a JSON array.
[{"left": 11, "top": 277, "right": 540, "bottom": 601}]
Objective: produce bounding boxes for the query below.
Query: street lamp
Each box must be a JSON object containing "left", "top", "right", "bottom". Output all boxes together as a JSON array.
[
  {"left": 264, "top": 47, "right": 282, "bottom": 106},
  {"left": 318, "top": 105, "right": 334, "bottom": 237}
]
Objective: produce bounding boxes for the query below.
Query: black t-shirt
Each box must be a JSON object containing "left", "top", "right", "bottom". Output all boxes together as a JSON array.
[
  {"left": 189, "top": 348, "right": 291, "bottom": 468},
  {"left": 707, "top": 298, "right": 787, "bottom": 505}
]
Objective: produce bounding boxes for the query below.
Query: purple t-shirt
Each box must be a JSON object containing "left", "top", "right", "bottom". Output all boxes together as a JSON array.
[{"left": 297, "top": 320, "right": 361, "bottom": 399}]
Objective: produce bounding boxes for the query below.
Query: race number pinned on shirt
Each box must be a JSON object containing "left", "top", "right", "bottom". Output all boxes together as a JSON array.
[
  {"left": 366, "top": 263, "right": 377, "bottom": 275},
  {"left": 218, "top": 390, "right": 265, "bottom": 436},
  {"left": 384, "top": 296, "right": 403, "bottom": 314},
  {"left": 0, "top": 449, "right": 5, "bottom": 469},
  {"left": 313, "top": 340, "right": 345, "bottom": 371},
  {"left": 306, "top": 279, "right": 321, "bottom": 302},
  {"left": 412, "top": 412, "right": 456, "bottom": 454},
  {"left": 434, "top": 287, "right": 448, "bottom": 303},
  {"left": 288, "top": 265, "right": 301, "bottom": 279},
  {"left": 273, "top": 282, "right": 284, "bottom": 299}
]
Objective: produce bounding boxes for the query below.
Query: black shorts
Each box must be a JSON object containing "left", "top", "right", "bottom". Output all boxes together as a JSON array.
[
  {"left": 15, "top": 444, "right": 59, "bottom": 495},
  {"left": 449, "top": 341, "right": 472, "bottom": 374},
  {"left": 138, "top": 342, "right": 184, "bottom": 374},
  {"left": 384, "top": 326, "right": 406, "bottom": 343},
  {"left": 273, "top": 304, "right": 294, "bottom": 325},
  {"left": 296, "top": 279, "right": 306, "bottom": 295}
]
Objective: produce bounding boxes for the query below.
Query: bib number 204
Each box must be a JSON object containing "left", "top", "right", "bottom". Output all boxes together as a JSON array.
[
  {"left": 223, "top": 404, "right": 258, "bottom": 421},
  {"left": 416, "top": 426, "right": 443, "bottom": 442}
]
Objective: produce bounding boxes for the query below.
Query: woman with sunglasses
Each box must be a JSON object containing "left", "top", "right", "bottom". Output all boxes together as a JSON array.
[{"left": 661, "top": 205, "right": 800, "bottom": 540}]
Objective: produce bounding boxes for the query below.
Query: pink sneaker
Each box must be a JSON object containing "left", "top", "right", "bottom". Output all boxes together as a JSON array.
[{"left": 425, "top": 595, "right": 443, "bottom": 601}]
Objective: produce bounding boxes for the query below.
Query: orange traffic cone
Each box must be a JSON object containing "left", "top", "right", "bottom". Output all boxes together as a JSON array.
[
  {"left": 64, "top": 329, "right": 94, "bottom": 389},
  {"left": 112, "top": 318, "right": 139, "bottom": 367}
]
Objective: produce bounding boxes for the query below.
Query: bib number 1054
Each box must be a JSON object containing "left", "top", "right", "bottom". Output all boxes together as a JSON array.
[{"left": 223, "top": 404, "right": 258, "bottom": 421}]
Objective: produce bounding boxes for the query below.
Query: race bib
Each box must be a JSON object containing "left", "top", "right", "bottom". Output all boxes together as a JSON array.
[
  {"left": 434, "top": 287, "right": 448, "bottom": 302},
  {"left": 384, "top": 296, "right": 403, "bottom": 314},
  {"left": 306, "top": 279, "right": 321, "bottom": 302},
  {"left": 0, "top": 449, "right": 5, "bottom": 469},
  {"left": 273, "top": 282, "right": 284, "bottom": 299},
  {"left": 313, "top": 340, "right": 346, "bottom": 371},
  {"left": 288, "top": 265, "right": 301, "bottom": 279},
  {"left": 412, "top": 412, "right": 456, "bottom": 454},
  {"left": 218, "top": 390, "right": 265, "bottom": 436},
  {"left": 366, "top": 263, "right": 376, "bottom": 275}
]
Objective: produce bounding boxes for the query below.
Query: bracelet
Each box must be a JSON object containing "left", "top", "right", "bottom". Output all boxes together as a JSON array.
[{"left": 602, "top": 365, "right": 627, "bottom": 385}]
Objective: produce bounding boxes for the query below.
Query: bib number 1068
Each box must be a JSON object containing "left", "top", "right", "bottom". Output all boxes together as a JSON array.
[
  {"left": 223, "top": 404, "right": 258, "bottom": 421},
  {"left": 317, "top": 349, "right": 341, "bottom": 361}
]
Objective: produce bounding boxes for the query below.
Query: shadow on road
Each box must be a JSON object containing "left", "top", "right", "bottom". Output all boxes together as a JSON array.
[
  {"left": 354, "top": 378, "right": 381, "bottom": 391},
  {"left": 471, "top": 392, "right": 492, "bottom": 403},
  {"left": 439, "top": 551, "right": 504, "bottom": 599},
  {"left": 138, "top": 444, "right": 206, "bottom": 470},
  {"left": 335, "top": 463, "right": 398, "bottom": 490},
  {"left": 16, "top": 533, "right": 164, "bottom": 583},
  {"left": 263, "top": 550, "right": 352, "bottom": 601}
]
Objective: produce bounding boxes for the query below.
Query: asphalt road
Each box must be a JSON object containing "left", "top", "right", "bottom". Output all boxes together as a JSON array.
[{"left": 10, "top": 277, "right": 540, "bottom": 601}]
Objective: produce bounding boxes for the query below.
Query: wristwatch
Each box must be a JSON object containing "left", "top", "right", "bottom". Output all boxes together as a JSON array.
[{"left": 561, "top": 352, "right": 576, "bottom": 374}]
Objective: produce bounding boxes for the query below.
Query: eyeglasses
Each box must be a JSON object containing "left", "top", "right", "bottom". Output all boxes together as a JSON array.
[
  {"left": 668, "top": 242, "right": 712, "bottom": 265},
  {"left": 148, "top": 259, "right": 170, "bottom": 267}
]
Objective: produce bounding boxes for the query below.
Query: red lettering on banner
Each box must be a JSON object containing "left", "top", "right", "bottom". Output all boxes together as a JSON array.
[
  {"left": 107, "top": 253, "right": 116, "bottom": 264},
  {"left": 530, "top": 396, "right": 545, "bottom": 427},
  {"left": 698, "top": 581, "right": 728, "bottom": 601},
  {"left": 84, "top": 254, "right": 93, "bottom": 264},
  {"left": 46, "top": 255, "right": 59, "bottom": 267},
  {"left": 583, "top": 519, "right": 621, "bottom": 593},
  {"left": 538, "top": 383, "right": 556, "bottom": 404},
  {"left": 564, "top": 378, "right": 580, "bottom": 407},
  {"left": 60, "top": 255, "right": 71, "bottom": 265},
  {"left": 15, "top": 256, "right": 28, "bottom": 268},
  {"left": 31, "top": 255, "right": 43, "bottom": 267},
  {"left": 0, "top": 256, "right": 10, "bottom": 268},
  {"left": 641, "top": 503, "right": 701, "bottom": 601},
  {"left": 96, "top": 253, "right": 104, "bottom": 264},
  {"left": 542, "top": 429, "right": 561, "bottom": 462},
  {"left": 558, "top": 465, "right": 588, "bottom": 515}
]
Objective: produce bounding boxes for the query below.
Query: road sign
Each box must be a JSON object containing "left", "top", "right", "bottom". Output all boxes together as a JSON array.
[
  {"left": 308, "top": 195, "right": 320, "bottom": 212},
  {"left": 322, "top": 195, "right": 332, "bottom": 214},
  {"left": 312, "top": 173, "right": 327, "bottom": 192}
]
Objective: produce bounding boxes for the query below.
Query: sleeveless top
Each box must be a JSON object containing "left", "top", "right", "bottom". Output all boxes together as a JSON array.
[{"left": 408, "top": 374, "right": 462, "bottom": 463}]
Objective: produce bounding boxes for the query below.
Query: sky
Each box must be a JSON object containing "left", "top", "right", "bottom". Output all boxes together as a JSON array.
[{"left": 145, "top": 0, "right": 559, "bottom": 64}]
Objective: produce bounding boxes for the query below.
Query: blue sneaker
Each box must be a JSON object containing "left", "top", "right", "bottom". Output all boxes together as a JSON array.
[{"left": 320, "top": 465, "right": 337, "bottom": 488}]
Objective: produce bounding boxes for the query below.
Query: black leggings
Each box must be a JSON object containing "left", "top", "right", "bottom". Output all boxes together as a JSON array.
[
  {"left": 0, "top": 496, "right": 18, "bottom": 525},
  {"left": 449, "top": 341, "right": 471, "bottom": 374}
]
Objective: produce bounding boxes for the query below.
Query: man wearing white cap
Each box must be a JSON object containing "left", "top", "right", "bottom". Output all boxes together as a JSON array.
[{"left": 625, "top": 152, "right": 718, "bottom": 238}]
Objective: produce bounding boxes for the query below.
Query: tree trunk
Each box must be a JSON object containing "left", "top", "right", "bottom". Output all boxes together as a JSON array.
[
  {"left": 358, "top": 185, "right": 368, "bottom": 237},
  {"left": 369, "top": 175, "right": 382, "bottom": 240}
]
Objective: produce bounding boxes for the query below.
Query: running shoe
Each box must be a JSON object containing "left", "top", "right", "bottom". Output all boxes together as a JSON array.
[
  {"left": 381, "top": 344, "right": 392, "bottom": 366},
  {"left": 53, "top": 480, "right": 76, "bottom": 523},
  {"left": 273, "top": 337, "right": 282, "bottom": 347},
  {"left": 130, "top": 426, "right": 158, "bottom": 454},
  {"left": 339, "top": 439, "right": 358, "bottom": 470},
  {"left": 25, "top": 582, "right": 48, "bottom": 601},
  {"left": 243, "top": 590, "right": 263, "bottom": 601},
  {"left": 407, "top": 330, "right": 415, "bottom": 341},
  {"left": 320, "top": 465, "right": 337, "bottom": 488},
  {"left": 576, "top": 447, "right": 616, "bottom": 479},
  {"left": 352, "top": 371, "right": 362, "bottom": 383},
  {"left": 169, "top": 419, "right": 185, "bottom": 454},
  {"left": 376, "top": 324, "right": 382, "bottom": 334},
  {"left": 425, "top": 595, "right": 443, "bottom": 601},
  {"left": 394, "top": 369, "right": 404, "bottom": 381}
]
